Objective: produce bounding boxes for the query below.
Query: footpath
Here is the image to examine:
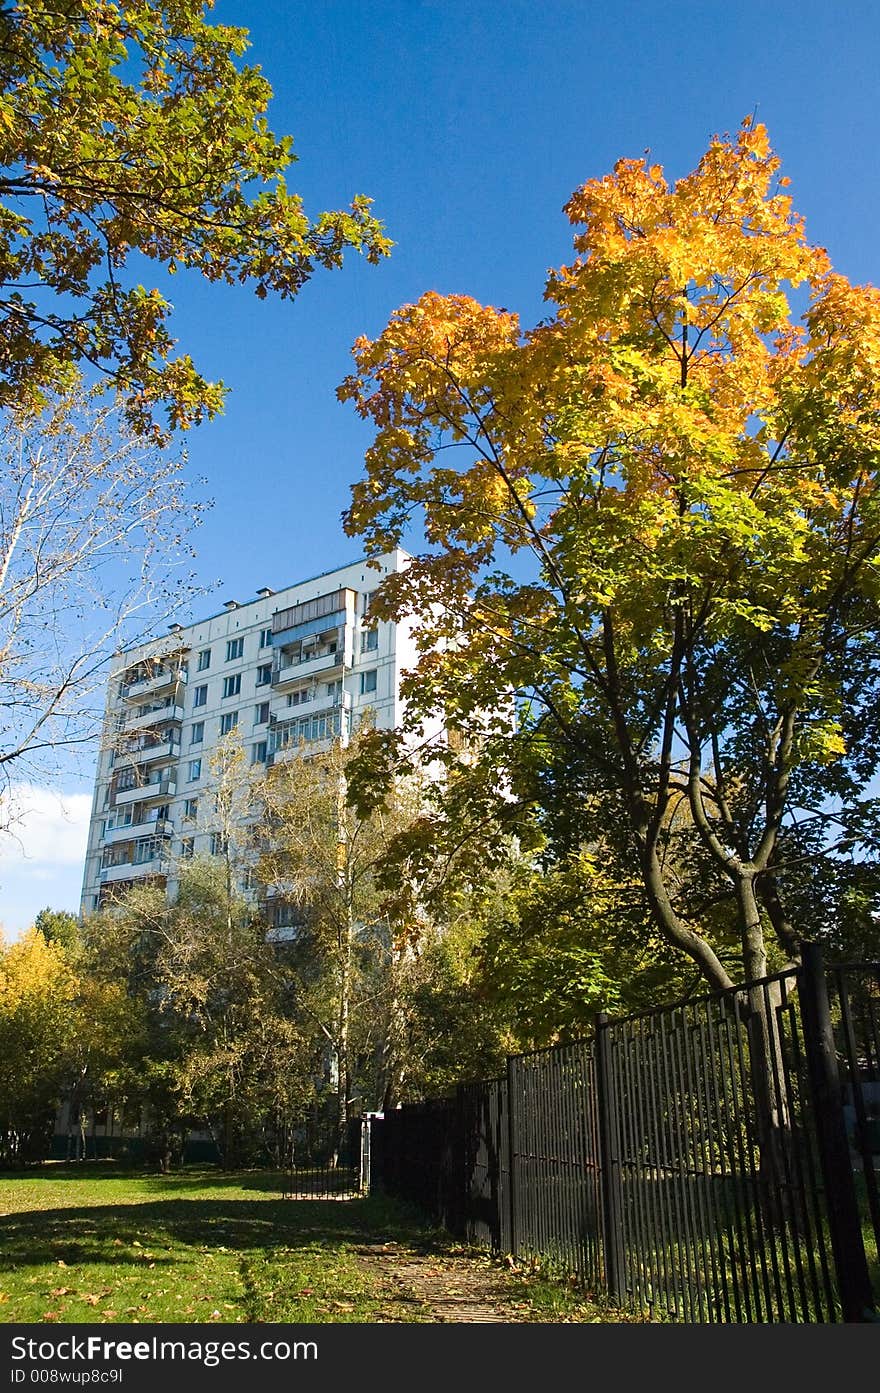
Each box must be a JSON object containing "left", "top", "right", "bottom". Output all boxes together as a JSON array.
[{"left": 351, "top": 1239, "right": 627, "bottom": 1323}]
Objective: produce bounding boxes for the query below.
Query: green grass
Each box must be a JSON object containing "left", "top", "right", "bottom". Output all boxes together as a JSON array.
[
  {"left": 0, "top": 1164, "right": 626, "bottom": 1324},
  {"left": 0, "top": 1164, "right": 431, "bottom": 1324}
]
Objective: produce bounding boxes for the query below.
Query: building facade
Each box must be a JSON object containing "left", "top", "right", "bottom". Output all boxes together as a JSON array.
[{"left": 79, "top": 550, "right": 419, "bottom": 917}]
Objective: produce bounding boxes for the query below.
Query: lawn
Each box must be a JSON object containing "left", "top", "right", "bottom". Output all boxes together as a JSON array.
[{"left": 0, "top": 1164, "right": 619, "bottom": 1324}]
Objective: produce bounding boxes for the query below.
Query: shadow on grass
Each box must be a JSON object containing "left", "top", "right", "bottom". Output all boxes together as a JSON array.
[{"left": 0, "top": 1192, "right": 436, "bottom": 1275}]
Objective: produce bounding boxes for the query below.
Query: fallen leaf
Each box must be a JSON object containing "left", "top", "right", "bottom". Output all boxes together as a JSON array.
[
  {"left": 42, "top": 1312, "right": 60, "bottom": 1322},
  {"left": 50, "top": 1287, "right": 72, "bottom": 1297},
  {"left": 83, "top": 1295, "right": 100, "bottom": 1306}
]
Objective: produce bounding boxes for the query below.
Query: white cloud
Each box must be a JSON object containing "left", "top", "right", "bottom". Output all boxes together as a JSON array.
[
  {"left": 0, "top": 783, "right": 91, "bottom": 868},
  {"left": 0, "top": 784, "right": 92, "bottom": 940}
]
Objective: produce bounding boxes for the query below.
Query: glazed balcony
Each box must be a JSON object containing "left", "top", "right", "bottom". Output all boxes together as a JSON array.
[{"left": 102, "top": 813, "right": 174, "bottom": 844}]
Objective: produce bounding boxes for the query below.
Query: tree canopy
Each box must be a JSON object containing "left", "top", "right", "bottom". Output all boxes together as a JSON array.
[
  {"left": 0, "top": 1, "right": 390, "bottom": 431},
  {"left": 340, "top": 120, "right": 880, "bottom": 992}
]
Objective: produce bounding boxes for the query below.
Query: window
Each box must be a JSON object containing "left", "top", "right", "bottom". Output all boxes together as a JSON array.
[
  {"left": 193, "top": 684, "right": 207, "bottom": 708},
  {"left": 220, "top": 711, "right": 238, "bottom": 735},
  {"left": 222, "top": 673, "right": 241, "bottom": 698},
  {"left": 286, "top": 687, "right": 311, "bottom": 707},
  {"left": 210, "top": 832, "right": 228, "bottom": 857},
  {"left": 361, "top": 627, "right": 378, "bottom": 653},
  {"left": 254, "top": 701, "right": 270, "bottom": 726},
  {"left": 363, "top": 590, "right": 377, "bottom": 615},
  {"left": 256, "top": 662, "right": 272, "bottom": 687},
  {"left": 181, "top": 837, "right": 194, "bottom": 860},
  {"left": 226, "top": 637, "right": 244, "bottom": 661},
  {"left": 190, "top": 721, "right": 204, "bottom": 745},
  {"left": 188, "top": 758, "right": 201, "bottom": 782},
  {"left": 360, "top": 669, "right": 377, "bottom": 695},
  {"left": 134, "top": 837, "right": 160, "bottom": 865},
  {"left": 251, "top": 740, "right": 268, "bottom": 765},
  {"left": 259, "top": 627, "right": 273, "bottom": 649},
  {"left": 197, "top": 648, "right": 211, "bottom": 671},
  {"left": 183, "top": 798, "right": 198, "bottom": 821}
]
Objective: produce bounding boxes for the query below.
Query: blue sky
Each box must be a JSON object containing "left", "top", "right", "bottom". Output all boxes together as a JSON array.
[{"left": 3, "top": 0, "right": 879, "bottom": 935}]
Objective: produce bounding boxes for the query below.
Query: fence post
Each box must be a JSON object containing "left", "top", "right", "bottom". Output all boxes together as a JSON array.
[
  {"left": 360, "top": 1114, "right": 370, "bottom": 1195},
  {"left": 506, "top": 1055, "right": 518, "bottom": 1259},
  {"left": 595, "top": 1012, "right": 624, "bottom": 1304},
  {"left": 799, "top": 942, "right": 876, "bottom": 1322}
]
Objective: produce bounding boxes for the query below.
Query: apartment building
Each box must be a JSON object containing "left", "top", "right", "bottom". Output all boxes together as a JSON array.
[{"left": 79, "top": 550, "right": 420, "bottom": 919}]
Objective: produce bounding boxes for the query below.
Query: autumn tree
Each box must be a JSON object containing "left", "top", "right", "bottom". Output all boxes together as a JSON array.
[
  {"left": 0, "top": 928, "right": 78, "bottom": 1163},
  {"left": 81, "top": 859, "right": 312, "bottom": 1168},
  {"left": 340, "top": 120, "right": 880, "bottom": 997},
  {"left": 0, "top": 0, "right": 390, "bottom": 431}
]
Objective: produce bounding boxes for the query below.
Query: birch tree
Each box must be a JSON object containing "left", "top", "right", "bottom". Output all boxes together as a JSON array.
[{"left": 0, "top": 392, "right": 204, "bottom": 805}]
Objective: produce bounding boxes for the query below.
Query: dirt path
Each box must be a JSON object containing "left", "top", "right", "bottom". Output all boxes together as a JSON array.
[{"left": 353, "top": 1241, "right": 559, "bottom": 1323}]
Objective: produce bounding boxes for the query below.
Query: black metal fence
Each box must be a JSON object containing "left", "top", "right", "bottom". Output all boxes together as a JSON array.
[
  {"left": 369, "top": 947, "right": 880, "bottom": 1322},
  {"left": 280, "top": 1115, "right": 362, "bottom": 1199}
]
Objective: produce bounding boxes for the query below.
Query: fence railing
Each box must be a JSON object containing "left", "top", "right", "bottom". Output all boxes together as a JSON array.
[
  {"left": 368, "top": 947, "right": 880, "bottom": 1323},
  {"left": 280, "top": 1115, "right": 362, "bottom": 1199}
]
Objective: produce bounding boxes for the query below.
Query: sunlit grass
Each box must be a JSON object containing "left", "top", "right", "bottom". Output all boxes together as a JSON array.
[{"left": 0, "top": 1164, "right": 423, "bottom": 1324}]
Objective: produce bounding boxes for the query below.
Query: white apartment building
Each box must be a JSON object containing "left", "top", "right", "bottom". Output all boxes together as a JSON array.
[{"left": 79, "top": 549, "right": 420, "bottom": 920}]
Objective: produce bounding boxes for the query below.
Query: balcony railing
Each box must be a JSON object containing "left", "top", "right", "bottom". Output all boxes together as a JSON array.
[
  {"left": 116, "top": 734, "right": 180, "bottom": 767},
  {"left": 122, "top": 703, "right": 184, "bottom": 732},
  {"left": 121, "top": 666, "right": 187, "bottom": 704},
  {"left": 271, "top": 647, "right": 350, "bottom": 688},
  {"left": 112, "top": 773, "right": 177, "bottom": 807},
  {"left": 99, "top": 858, "right": 166, "bottom": 883},
  {"left": 269, "top": 689, "right": 352, "bottom": 720}
]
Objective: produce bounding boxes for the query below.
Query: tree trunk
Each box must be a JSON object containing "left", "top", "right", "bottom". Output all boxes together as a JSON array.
[
  {"left": 333, "top": 915, "right": 354, "bottom": 1165},
  {"left": 732, "top": 876, "right": 794, "bottom": 1228}
]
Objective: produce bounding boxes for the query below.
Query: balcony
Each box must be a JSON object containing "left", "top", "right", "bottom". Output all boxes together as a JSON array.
[
  {"left": 100, "top": 834, "right": 172, "bottom": 881},
  {"left": 123, "top": 703, "right": 184, "bottom": 733},
  {"left": 113, "top": 774, "right": 176, "bottom": 807},
  {"left": 268, "top": 734, "right": 343, "bottom": 767},
  {"left": 99, "top": 858, "right": 164, "bottom": 884},
  {"left": 272, "top": 647, "right": 349, "bottom": 690},
  {"left": 116, "top": 734, "right": 180, "bottom": 767},
  {"left": 121, "top": 666, "right": 187, "bottom": 704},
  {"left": 102, "top": 813, "right": 173, "bottom": 844},
  {"left": 270, "top": 689, "right": 352, "bottom": 720}
]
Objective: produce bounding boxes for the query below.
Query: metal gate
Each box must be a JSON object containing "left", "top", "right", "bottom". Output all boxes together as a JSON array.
[{"left": 280, "top": 1115, "right": 363, "bottom": 1199}]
